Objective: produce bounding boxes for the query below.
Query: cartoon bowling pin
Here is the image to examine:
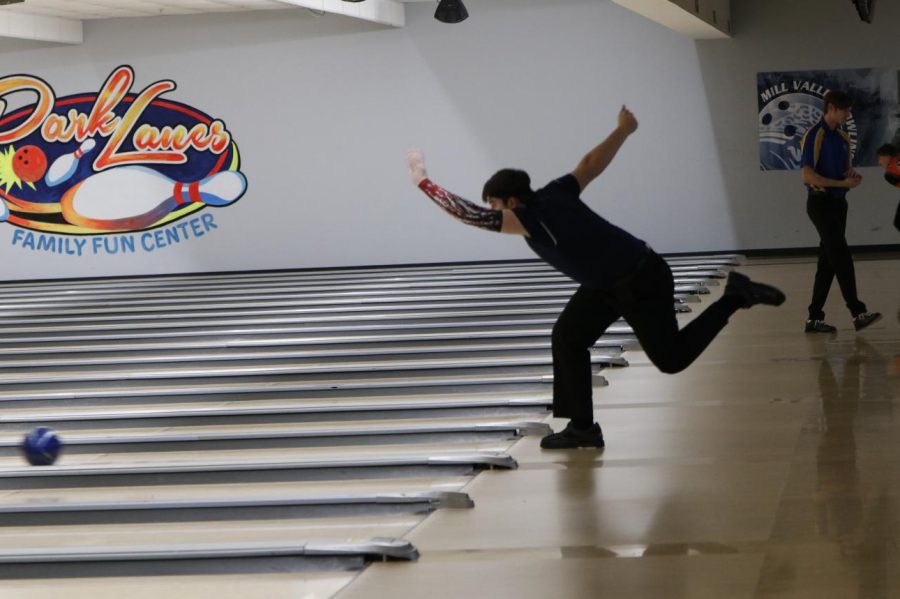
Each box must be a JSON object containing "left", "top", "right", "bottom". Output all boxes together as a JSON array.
[
  {"left": 45, "top": 139, "right": 97, "bottom": 187},
  {"left": 60, "top": 166, "right": 247, "bottom": 231}
]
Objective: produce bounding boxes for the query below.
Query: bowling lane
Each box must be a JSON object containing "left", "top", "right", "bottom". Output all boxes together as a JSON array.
[
  {"left": 0, "top": 476, "right": 471, "bottom": 507},
  {"left": 0, "top": 475, "right": 475, "bottom": 528},
  {"left": 0, "top": 308, "right": 648, "bottom": 336},
  {"left": 0, "top": 370, "right": 562, "bottom": 410},
  {"left": 0, "top": 284, "right": 708, "bottom": 318},
  {"left": 0, "top": 348, "right": 622, "bottom": 386},
  {"left": 0, "top": 301, "right": 571, "bottom": 330},
  {"left": 0, "top": 389, "right": 553, "bottom": 430},
  {"left": 0, "top": 342, "right": 626, "bottom": 372},
  {"left": 0, "top": 440, "right": 517, "bottom": 490},
  {"left": 0, "top": 273, "right": 717, "bottom": 304},
  {"left": 0, "top": 414, "right": 552, "bottom": 455},
  {"left": 0, "top": 257, "right": 736, "bottom": 295},
  {"left": 0, "top": 317, "right": 632, "bottom": 355},
  {"left": 0, "top": 571, "right": 353, "bottom": 599},
  {"left": 0, "top": 332, "right": 633, "bottom": 359},
  {"left": 0, "top": 271, "right": 720, "bottom": 303},
  {"left": 0, "top": 264, "right": 713, "bottom": 321},
  {"left": 0, "top": 439, "right": 516, "bottom": 469},
  {"left": 0, "top": 294, "right": 697, "bottom": 332},
  {"left": 0, "top": 513, "right": 422, "bottom": 552}
]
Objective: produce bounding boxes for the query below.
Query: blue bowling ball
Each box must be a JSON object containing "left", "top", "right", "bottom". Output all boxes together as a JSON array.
[{"left": 21, "top": 426, "right": 62, "bottom": 466}]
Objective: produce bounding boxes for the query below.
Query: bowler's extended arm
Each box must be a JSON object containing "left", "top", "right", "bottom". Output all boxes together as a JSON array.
[
  {"left": 571, "top": 106, "right": 638, "bottom": 192},
  {"left": 407, "top": 150, "right": 527, "bottom": 236}
]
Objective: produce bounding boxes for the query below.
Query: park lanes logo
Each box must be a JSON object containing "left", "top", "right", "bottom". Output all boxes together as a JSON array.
[{"left": 0, "top": 65, "right": 247, "bottom": 256}]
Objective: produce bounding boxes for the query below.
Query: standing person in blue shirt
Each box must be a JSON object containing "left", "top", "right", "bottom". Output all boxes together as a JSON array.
[
  {"left": 800, "top": 90, "right": 881, "bottom": 333},
  {"left": 405, "top": 106, "right": 785, "bottom": 449}
]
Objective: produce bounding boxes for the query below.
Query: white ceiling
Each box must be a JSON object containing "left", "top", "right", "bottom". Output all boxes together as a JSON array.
[
  {"left": 0, "top": 0, "right": 429, "bottom": 42},
  {"left": 0, "top": 0, "right": 433, "bottom": 19},
  {"left": 1, "top": 0, "right": 308, "bottom": 20},
  {"left": 0, "top": 0, "right": 728, "bottom": 45}
]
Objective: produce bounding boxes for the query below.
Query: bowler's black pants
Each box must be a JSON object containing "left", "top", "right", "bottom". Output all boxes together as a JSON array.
[
  {"left": 805, "top": 192, "right": 866, "bottom": 321},
  {"left": 551, "top": 249, "right": 742, "bottom": 425}
]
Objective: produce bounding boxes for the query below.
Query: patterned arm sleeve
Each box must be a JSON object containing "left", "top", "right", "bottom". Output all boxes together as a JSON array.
[{"left": 417, "top": 178, "right": 503, "bottom": 232}]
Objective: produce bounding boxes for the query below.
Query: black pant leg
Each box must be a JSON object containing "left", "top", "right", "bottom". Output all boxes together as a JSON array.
[
  {"left": 894, "top": 201, "right": 900, "bottom": 234},
  {"left": 806, "top": 193, "right": 866, "bottom": 319},
  {"left": 827, "top": 197, "right": 867, "bottom": 315},
  {"left": 808, "top": 238, "right": 835, "bottom": 321},
  {"left": 615, "top": 253, "right": 741, "bottom": 375},
  {"left": 551, "top": 286, "right": 620, "bottom": 424}
]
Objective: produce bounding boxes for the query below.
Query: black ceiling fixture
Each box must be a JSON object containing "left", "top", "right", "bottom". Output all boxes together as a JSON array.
[
  {"left": 852, "top": 0, "right": 874, "bottom": 23},
  {"left": 338, "top": 0, "right": 469, "bottom": 24},
  {"left": 435, "top": 0, "right": 468, "bottom": 24}
]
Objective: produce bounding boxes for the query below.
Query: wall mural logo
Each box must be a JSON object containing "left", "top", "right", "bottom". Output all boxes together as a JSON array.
[
  {"left": 758, "top": 68, "right": 900, "bottom": 171},
  {"left": 0, "top": 65, "right": 247, "bottom": 256}
]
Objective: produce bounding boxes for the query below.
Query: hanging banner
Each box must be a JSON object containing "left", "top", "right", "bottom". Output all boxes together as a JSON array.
[
  {"left": 757, "top": 67, "right": 899, "bottom": 171},
  {"left": 0, "top": 65, "right": 247, "bottom": 256}
]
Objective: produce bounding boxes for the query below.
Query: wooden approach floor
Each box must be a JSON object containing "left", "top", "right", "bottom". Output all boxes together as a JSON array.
[{"left": 3, "top": 254, "right": 899, "bottom": 599}]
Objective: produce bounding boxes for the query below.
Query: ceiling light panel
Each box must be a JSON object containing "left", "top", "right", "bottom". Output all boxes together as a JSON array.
[{"left": 0, "top": 0, "right": 290, "bottom": 20}]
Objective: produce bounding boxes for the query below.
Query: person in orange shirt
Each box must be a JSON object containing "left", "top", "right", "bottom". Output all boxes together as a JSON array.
[{"left": 876, "top": 143, "right": 900, "bottom": 233}]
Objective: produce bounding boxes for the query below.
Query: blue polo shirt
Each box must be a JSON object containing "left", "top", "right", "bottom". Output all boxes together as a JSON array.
[
  {"left": 800, "top": 119, "right": 852, "bottom": 196},
  {"left": 512, "top": 174, "right": 648, "bottom": 289}
]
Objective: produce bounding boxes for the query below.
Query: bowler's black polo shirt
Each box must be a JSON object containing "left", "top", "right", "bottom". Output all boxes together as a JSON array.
[{"left": 513, "top": 174, "right": 648, "bottom": 289}]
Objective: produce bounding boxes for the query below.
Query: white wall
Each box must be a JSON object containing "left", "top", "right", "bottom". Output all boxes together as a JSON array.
[
  {"left": 694, "top": 0, "right": 900, "bottom": 250},
  {"left": 0, "top": 0, "right": 893, "bottom": 281}
]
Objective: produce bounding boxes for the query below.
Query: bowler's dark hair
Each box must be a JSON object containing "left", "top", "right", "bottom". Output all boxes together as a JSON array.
[
  {"left": 482, "top": 169, "right": 536, "bottom": 205},
  {"left": 876, "top": 143, "right": 898, "bottom": 157},
  {"left": 823, "top": 90, "right": 853, "bottom": 112}
]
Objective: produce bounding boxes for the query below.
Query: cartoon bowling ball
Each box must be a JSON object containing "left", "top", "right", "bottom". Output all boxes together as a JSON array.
[{"left": 12, "top": 145, "right": 48, "bottom": 183}]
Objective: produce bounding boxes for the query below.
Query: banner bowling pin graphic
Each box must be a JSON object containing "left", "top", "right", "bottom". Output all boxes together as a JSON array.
[
  {"left": 45, "top": 139, "right": 96, "bottom": 187},
  {"left": 61, "top": 167, "right": 247, "bottom": 231}
]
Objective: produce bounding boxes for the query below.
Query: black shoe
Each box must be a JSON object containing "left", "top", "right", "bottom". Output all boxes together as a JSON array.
[
  {"left": 805, "top": 319, "right": 837, "bottom": 333},
  {"left": 853, "top": 312, "right": 882, "bottom": 331},
  {"left": 725, "top": 272, "right": 786, "bottom": 308},
  {"left": 540, "top": 422, "right": 604, "bottom": 449}
]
